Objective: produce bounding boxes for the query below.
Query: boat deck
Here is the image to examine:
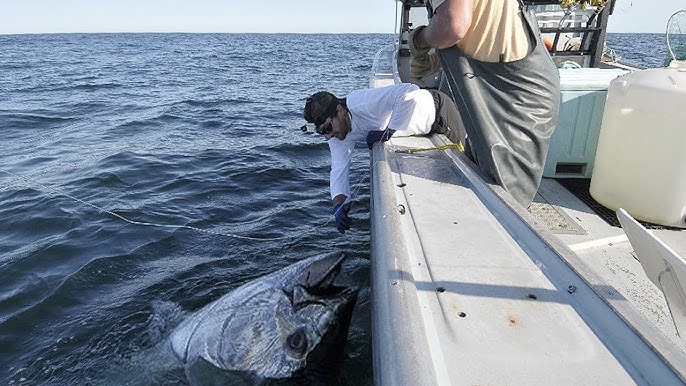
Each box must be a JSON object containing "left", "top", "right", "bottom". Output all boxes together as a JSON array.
[
  {"left": 369, "top": 133, "right": 686, "bottom": 385},
  {"left": 536, "top": 176, "right": 686, "bottom": 346}
]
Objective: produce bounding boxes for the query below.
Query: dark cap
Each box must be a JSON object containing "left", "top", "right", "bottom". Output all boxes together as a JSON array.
[{"left": 303, "top": 91, "right": 339, "bottom": 127}]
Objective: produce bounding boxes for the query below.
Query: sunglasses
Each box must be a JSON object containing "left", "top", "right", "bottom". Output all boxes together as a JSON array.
[
  {"left": 315, "top": 108, "right": 338, "bottom": 135},
  {"left": 316, "top": 118, "right": 334, "bottom": 135}
]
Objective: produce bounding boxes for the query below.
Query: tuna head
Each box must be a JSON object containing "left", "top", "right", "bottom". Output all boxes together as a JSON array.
[{"left": 170, "top": 252, "right": 359, "bottom": 380}]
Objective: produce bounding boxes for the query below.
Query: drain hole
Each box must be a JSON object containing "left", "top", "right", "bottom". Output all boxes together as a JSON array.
[{"left": 555, "top": 163, "right": 585, "bottom": 175}]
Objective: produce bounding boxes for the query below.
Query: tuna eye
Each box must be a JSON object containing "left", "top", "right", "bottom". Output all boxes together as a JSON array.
[{"left": 286, "top": 328, "right": 308, "bottom": 356}]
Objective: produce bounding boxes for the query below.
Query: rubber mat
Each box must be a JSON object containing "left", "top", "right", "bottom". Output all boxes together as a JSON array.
[{"left": 557, "top": 178, "right": 667, "bottom": 230}]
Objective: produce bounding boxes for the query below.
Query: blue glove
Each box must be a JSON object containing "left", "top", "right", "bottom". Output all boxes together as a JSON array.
[
  {"left": 332, "top": 202, "right": 352, "bottom": 234},
  {"left": 366, "top": 129, "right": 395, "bottom": 149}
]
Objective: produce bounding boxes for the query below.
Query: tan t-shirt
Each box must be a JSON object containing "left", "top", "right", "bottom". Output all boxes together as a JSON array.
[{"left": 429, "top": 0, "right": 531, "bottom": 62}]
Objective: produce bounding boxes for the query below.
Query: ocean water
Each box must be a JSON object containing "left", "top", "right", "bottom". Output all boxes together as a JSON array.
[
  {"left": 606, "top": 33, "right": 672, "bottom": 68},
  {"left": 0, "top": 32, "right": 666, "bottom": 386}
]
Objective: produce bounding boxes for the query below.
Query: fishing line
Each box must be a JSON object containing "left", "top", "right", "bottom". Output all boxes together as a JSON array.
[
  {"left": 0, "top": 151, "right": 123, "bottom": 195},
  {"left": 327, "top": 157, "right": 370, "bottom": 225},
  {"left": 2, "top": 117, "right": 373, "bottom": 240},
  {"left": 0, "top": 168, "right": 283, "bottom": 241},
  {"left": 0, "top": 160, "right": 372, "bottom": 241}
]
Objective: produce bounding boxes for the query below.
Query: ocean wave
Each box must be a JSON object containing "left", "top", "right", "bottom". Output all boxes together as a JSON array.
[
  {"left": 0, "top": 112, "right": 76, "bottom": 128},
  {"left": 70, "top": 82, "right": 121, "bottom": 91}
]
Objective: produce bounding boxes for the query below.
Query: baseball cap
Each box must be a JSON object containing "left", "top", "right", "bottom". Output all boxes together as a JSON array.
[{"left": 303, "top": 91, "right": 339, "bottom": 127}]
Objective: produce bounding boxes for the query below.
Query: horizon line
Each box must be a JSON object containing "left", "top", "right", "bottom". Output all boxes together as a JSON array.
[{"left": 0, "top": 30, "right": 666, "bottom": 36}]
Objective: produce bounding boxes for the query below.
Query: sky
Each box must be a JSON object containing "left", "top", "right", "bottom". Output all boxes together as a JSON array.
[{"left": 0, "top": 0, "right": 683, "bottom": 35}]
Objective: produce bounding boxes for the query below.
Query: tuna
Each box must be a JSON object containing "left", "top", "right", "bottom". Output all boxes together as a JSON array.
[{"left": 169, "top": 252, "right": 359, "bottom": 381}]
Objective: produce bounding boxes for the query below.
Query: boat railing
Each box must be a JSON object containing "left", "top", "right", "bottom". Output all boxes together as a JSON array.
[{"left": 525, "top": 0, "right": 616, "bottom": 68}]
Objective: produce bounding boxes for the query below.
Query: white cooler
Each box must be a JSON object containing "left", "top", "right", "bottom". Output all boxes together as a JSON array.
[{"left": 543, "top": 68, "right": 628, "bottom": 178}]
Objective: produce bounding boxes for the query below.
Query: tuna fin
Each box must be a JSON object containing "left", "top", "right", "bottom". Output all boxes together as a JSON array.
[{"left": 297, "top": 252, "right": 347, "bottom": 289}]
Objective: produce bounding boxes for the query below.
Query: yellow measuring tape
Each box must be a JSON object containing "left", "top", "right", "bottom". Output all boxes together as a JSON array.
[{"left": 402, "top": 142, "right": 464, "bottom": 154}]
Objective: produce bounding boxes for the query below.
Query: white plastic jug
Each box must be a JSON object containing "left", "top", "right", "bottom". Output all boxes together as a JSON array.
[{"left": 590, "top": 64, "right": 686, "bottom": 228}]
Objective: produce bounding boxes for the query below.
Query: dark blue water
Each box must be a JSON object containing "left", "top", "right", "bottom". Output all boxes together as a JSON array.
[
  {"left": 0, "top": 33, "right": 390, "bottom": 386},
  {"left": 0, "top": 32, "right": 665, "bottom": 385},
  {"left": 606, "top": 33, "right": 671, "bottom": 68}
]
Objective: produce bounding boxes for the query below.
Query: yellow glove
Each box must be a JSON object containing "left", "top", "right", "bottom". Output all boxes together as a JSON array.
[
  {"left": 409, "top": 26, "right": 430, "bottom": 57},
  {"left": 409, "top": 26, "right": 442, "bottom": 84},
  {"left": 410, "top": 52, "right": 442, "bottom": 84}
]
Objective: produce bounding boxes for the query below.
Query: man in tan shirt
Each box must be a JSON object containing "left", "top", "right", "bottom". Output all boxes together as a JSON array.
[{"left": 410, "top": 0, "right": 560, "bottom": 207}]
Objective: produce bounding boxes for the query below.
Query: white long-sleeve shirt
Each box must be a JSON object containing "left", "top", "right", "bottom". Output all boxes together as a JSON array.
[{"left": 328, "top": 83, "right": 436, "bottom": 200}]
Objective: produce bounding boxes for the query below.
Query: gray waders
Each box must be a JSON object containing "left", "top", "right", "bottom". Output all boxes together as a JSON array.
[{"left": 437, "top": 5, "right": 560, "bottom": 207}]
